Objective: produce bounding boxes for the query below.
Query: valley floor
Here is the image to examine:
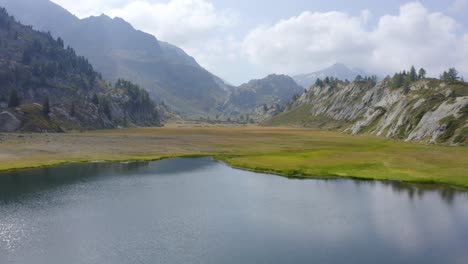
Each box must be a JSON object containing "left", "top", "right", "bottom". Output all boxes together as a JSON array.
[{"left": 0, "top": 126, "right": 467, "bottom": 189}]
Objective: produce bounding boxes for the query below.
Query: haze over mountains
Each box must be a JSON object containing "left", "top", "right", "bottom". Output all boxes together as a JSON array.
[
  {"left": 0, "top": 0, "right": 466, "bottom": 144},
  {"left": 0, "top": 7, "right": 161, "bottom": 132},
  {"left": 0, "top": 0, "right": 232, "bottom": 116},
  {"left": 222, "top": 74, "right": 304, "bottom": 121},
  {"left": 293, "top": 63, "right": 369, "bottom": 89},
  {"left": 1, "top": 0, "right": 320, "bottom": 118}
]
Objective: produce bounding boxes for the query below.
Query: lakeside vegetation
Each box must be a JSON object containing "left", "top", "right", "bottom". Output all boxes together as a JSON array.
[{"left": 0, "top": 126, "right": 467, "bottom": 189}]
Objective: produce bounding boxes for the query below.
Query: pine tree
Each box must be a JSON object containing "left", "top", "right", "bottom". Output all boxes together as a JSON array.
[
  {"left": 392, "top": 73, "right": 404, "bottom": 88},
  {"left": 42, "top": 97, "right": 50, "bottom": 115},
  {"left": 447, "top": 68, "right": 459, "bottom": 82},
  {"left": 22, "top": 49, "right": 32, "bottom": 64},
  {"left": 315, "top": 78, "right": 323, "bottom": 87},
  {"left": 409, "top": 66, "right": 417, "bottom": 82},
  {"left": 418, "top": 68, "right": 426, "bottom": 79},
  {"left": 70, "top": 102, "right": 76, "bottom": 117},
  {"left": 57, "top": 37, "right": 64, "bottom": 48},
  {"left": 440, "top": 68, "right": 459, "bottom": 82},
  {"left": 354, "top": 75, "right": 363, "bottom": 82},
  {"left": 92, "top": 94, "right": 99, "bottom": 105},
  {"left": 8, "top": 90, "right": 20, "bottom": 107},
  {"left": 440, "top": 71, "right": 448, "bottom": 81},
  {"left": 100, "top": 98, "right": 111, "bottom": 119}
]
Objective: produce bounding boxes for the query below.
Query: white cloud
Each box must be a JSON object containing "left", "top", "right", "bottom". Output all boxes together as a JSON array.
[
  {"left": 51, "top": 0, "right": 129, "bottom": 18},
  {"left": 103, "top": 0, "right": 240, "bottom": 82},
  {"left": 243, "top": 2, "right": 468, "bottom": 77},
  {"left": 51, "top": 0, "right": 243, "bottom": 83},
  {"left": 243, "top": 10, "right": 372, "bottom": 74},
  {"left": 449, "top": 0, "right": 468, "bottom": 13},
  {"left": 49, "top": 1, "right": 468, "bottom": 82},
  {"left": 370, "top": 2, "right": 463, "bottom": 76},
  {"left": 106, "top": 0, "right": 237, "bottom": 47}
]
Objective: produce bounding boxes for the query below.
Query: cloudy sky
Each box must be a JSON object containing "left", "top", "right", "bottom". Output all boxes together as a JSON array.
[{"left": 50, "top": 0, "right": 468, "bottom": 85}]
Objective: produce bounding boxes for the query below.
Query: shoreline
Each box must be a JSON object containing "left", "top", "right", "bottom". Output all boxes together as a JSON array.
[
  {"left": 1, "top": 153, "right": 468, "bottom": 191},
  {"left": 1, "top": 127, "right": 467, "bottom": 190}
]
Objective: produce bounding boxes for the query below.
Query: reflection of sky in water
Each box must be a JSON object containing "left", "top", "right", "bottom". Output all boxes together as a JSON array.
[
  {"left": 0, "top": 158, "right": 467, "bottom": 264},
  {"left": 0, "top": 215, "right": 35, "bottom": 252}
]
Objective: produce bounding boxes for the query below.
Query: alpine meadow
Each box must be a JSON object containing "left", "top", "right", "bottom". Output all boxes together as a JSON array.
[{"left": 0, "top": 1, "right": 467, "bottom": 264}]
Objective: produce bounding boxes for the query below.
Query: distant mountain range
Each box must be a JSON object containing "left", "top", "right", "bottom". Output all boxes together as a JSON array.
[
  {"left": 0, "top": 0, "right": 232, "bottom": 116},
  {"left": 293, "top": 63, "right": 369, "bottom": 88},
  {"left": 221, "top": 74, "right": 304, "bottom": 121}
]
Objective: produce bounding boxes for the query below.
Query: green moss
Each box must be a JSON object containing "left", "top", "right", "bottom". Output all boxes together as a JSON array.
[
  {"left": 437, "top": 114, "right": 467, "bottom": 143},
  {"left": 447, "top": 82, "right": 468, "bottom": 97}
]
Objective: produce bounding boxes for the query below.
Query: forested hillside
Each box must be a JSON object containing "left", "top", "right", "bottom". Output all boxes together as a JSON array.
[
  {"left": 0, "top": 8, "right": 161, "bottom": 132},
  {"left": 0, "top": 0, "right": 232, "bottom": 117}
]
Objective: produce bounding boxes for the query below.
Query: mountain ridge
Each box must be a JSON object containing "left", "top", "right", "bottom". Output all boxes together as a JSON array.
[
  {"left": 0, "top": 0, "right": 231, "bottom": 116},
  {"left": 221, "top": 74, "right": 304, "bottom": 122},
  {"left": 293, "top": 63, "right": 369, "bottom": 89},
  {"left": 0, "top": 7, "right": 161, "bottom": 132}
]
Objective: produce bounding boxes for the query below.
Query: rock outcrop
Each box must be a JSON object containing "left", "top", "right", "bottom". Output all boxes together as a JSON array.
[
  {"left": 0, "top": 111, "right": 21, "bottom": 132},
  {"left": 266, "top": 78, "right": 468, "bottom": 144}
]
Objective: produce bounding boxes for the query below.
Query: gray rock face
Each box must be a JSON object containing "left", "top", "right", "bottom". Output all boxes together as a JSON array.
[
  {"left": 407, "top": 97, "right": 468, "bottom": 143},
  {"left": 0, "top": 111, "right": 21, "bottom": 132},
  {"left": 272, "top": 79, "right": 468, "bottom": 144}
]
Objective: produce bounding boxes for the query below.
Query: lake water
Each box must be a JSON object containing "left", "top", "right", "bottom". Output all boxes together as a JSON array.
[{"left": 0, "top": 158, "right": 467, "bottom": 264}]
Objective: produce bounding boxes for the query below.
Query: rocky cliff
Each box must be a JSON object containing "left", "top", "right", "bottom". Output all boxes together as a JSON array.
[{"left": 265, "top": 78, "right": 468, "bottom": 144}]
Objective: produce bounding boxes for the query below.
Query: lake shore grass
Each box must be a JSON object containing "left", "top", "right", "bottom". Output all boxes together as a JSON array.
[{"left": 0, "top": 126, "right": 467, "bottom": 189}]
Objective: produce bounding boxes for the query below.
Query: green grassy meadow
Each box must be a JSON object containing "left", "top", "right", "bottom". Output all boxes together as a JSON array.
[{"left": 0, "top": 127, "right": 467, "bottom": 188}]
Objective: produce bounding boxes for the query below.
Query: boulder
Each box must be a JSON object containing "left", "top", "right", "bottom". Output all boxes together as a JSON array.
[{"left": 0, "top": 111, "right": 22, "bottom": 132}]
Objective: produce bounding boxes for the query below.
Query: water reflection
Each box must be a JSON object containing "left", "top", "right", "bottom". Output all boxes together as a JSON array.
[
  {"left": 0, "top": 162, "right": 150, "bottom": 202},
  {"left": 377, "top": 180, "right": 465, "bottom": 205},
  {"left": 0, "top": 158, "right": 217, "bottom": 202},
  {"left": 0, "top": 158, "right": 467, "bottom": 264}
]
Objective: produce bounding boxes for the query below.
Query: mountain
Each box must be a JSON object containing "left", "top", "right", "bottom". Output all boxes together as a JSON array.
[
  {"left": 221, "top": 74, "right": 304, "bottom": 122},
  {"left": 293, "top": 63, "right": 368, "bottom": 89},
  {"left": 0, "top": 8, "right": 160, "bottom": 132},
  {"left": 265, "top": 77, "right": 468, "bottom": 144},
  {"left": 0, "top": 0, "right": 232, "bottom": 116}
]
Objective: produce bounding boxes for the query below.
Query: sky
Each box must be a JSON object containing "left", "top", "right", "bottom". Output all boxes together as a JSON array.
[{"left": 50, "top": 0, "right": 468, "bottom": 85}]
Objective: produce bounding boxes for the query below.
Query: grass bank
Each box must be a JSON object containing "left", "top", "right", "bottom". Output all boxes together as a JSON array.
[{"left": 0, "top": 127, "right": 467, "bottom": 189}]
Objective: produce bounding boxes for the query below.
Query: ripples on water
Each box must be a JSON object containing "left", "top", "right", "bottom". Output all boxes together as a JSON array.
[{"left": 0, "top": 158, "right": 467, "bottom": 264}]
